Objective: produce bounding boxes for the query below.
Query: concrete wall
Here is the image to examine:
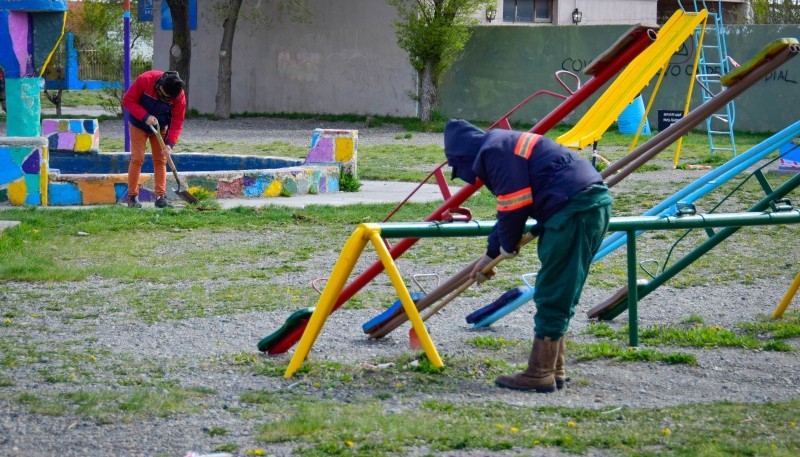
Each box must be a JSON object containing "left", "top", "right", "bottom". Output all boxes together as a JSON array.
[
  {"left": 552, "top": 0, "right": 657, "bottom": 26},
  {"left": 155, "top": 1, "right": 798, "bottom": 132},
  {"left": 153, "top": 0, "right": 417, "bottom": 117},
  {"left": 439, "top": 24, "right": 800, "bottom": 133}
]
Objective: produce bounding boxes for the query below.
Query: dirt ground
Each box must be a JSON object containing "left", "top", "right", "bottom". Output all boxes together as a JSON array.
[{"left": 1, "top": 118, "right": 799, "bottom": 456}]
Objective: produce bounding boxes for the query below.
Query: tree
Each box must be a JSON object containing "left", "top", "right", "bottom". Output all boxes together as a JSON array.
[
  {"left": 752, "top": 0, "right": 800, "bottom": 24},
  {"left": 42, "top": 0, "right": 153, "bottom": 115},
  {"left": 388, "top": 0, "right": 489, "bottom": 122},
  {"left": 165, "top": 0, "right": 192, "bottom": 98},
  {"left": 212, "top": 0, "right": 311, "bottom": 119},
  {"left": 71, "top": 0, "right": 153, "bottom": 49},
  {"left": 213, "top": 0, "right": 244, "bottom": 119}
]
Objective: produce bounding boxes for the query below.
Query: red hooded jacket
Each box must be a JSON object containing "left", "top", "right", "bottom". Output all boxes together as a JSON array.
[{"left": 122, "top": 70, "right": 186, "bottom": 147}]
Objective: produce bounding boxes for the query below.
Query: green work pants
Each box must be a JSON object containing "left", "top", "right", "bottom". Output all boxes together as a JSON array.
[{"left": 533, "top": 185, "right": 612, "bottom": 338}]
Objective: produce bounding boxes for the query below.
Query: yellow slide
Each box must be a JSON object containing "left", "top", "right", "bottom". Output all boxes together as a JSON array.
[{"left": 557, "top": 9, "right": 708, "bottom": 150}]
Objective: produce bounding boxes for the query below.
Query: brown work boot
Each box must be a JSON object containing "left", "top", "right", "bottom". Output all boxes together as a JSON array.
[
  {"left": 555, "top": 335, "right": 569, "bottom": 390},
  {"left": 495, "top": 336, "right": 559, "bottom": 393}
]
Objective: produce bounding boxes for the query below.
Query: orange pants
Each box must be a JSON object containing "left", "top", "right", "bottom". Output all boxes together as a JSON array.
[{"left": 127, "top": 124, "right": 168, "bottom": 197}]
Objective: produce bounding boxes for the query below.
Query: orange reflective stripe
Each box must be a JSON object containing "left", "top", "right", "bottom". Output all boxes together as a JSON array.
[
  {"left": 497, "top": 187, "right": 533, "bottom": 212},
  {"left": 514, "top": 133, "right": 541, "bottom": 159}
]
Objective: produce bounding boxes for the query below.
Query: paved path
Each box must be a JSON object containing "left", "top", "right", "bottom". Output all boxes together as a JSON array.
[
  {"left": 0, "top": 180, "right": 460, "bottom": 211},
  {"left": 0, "top": 220, "right": 20, "bottom": 231},
  {"left": 216, "top": 180, "right": 458, "bottom": 209}
]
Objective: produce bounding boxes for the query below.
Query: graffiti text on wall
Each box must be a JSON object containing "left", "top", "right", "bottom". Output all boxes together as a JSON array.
[{"left": 560, "top": 40, "right": 795, "bottom": 85}]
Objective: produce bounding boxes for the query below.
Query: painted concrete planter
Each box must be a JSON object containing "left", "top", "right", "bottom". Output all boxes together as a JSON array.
[
  {"left": 41, "top": 125, "right": 357, "bottom": 206},
  {"left": 47, "top": 151, "right": 344, "bottom": 206}
]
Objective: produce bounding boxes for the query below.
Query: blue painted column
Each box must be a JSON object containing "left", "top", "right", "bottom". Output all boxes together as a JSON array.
[{"left": 0, "top": 1, "right": 68, "bottom": 206}]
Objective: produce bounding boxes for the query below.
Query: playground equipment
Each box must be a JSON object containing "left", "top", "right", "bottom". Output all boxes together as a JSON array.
[
  {"left": 556, "top": 9, "right": 708, "bottom": 150},
  {"left": 679, "top": 0, "right": 738, "bottom": 161},
  {"left": 470, "top": 120, "right": 800, "bottom": 328},
  {"left": 259, "top": 22, "right": 661, "bottom": 355},
  {"left": 284, "top": 203, "right": 800, "bottom": 376},
  {"left": 466, "top": 39, "right": 800, "bottom": 328},
  {"left": 774, "top": 272, "right": 800, "bottom": 318},
  {"left": 367, "top": 37, "right": 800, "bottom": 337},
  {"left": 590, "top": 160, "right": 800, "bottom": 322},
  {"left": 276, "top": 36, "right": 799, "bottom": 374}
]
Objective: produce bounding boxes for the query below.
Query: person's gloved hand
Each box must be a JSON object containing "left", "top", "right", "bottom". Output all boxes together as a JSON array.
[
  {"left": 470, "top": 254, "right": 497, "bottom": 285},
  {"left": 500, "top": 246, "right": 518, "bottom": 259}
]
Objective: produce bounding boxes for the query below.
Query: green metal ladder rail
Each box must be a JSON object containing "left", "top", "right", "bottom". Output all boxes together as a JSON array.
[
  {"left": 681, "top": 0, "right": 737, "bottom": 156},
  {"left": 593, "top": 171, "right": 800, "bottom": 345}
]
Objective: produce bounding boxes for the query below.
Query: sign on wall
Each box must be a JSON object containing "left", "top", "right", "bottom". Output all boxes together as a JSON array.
[
  {"left": 658, "top": 110, "right": 684, "bottom": 132},
  {"left": 138, "top": 0, "right": 154, "bottom": 22}
]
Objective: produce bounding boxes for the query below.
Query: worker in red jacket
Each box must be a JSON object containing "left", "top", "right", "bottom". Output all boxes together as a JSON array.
[
  {"left": 122, "top": 70, "right": 186, "bottom": 208},
  {"left": 445, "top": 119, "right": 612, "bottom": 393}
]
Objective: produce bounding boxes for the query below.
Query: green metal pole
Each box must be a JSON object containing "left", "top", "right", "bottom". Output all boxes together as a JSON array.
[
  {"left": 377, "top": 220, "right": 538, "bottom": 239},
  {"left": 599, "top": 172, "right": 800, "bottom": 320},
  {"left": 627, "top": 230, "right": 639, "bottom": 347}
]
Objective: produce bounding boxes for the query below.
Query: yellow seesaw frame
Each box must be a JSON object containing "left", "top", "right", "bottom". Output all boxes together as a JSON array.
[
  {"left": 285, "top": 223, "right": 443, "bottom": 378},
  {"left": 773, "top": 271, "right": 800, "bottom": 318}
]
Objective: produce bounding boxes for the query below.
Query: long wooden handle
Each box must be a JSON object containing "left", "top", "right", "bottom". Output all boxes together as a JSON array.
[
  {"left": 370, "top": 232, "right": 537, "bottom": 339},
  {"left": 421, "top": 232, "right": 535, "bottom": 322},
  {"left": 148, "top": 123, "right": 182, "bottom": 187}
]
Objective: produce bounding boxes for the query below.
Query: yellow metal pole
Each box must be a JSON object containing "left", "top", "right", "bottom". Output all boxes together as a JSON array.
[
  {"left": 629, "top": 68, "right": 667, "bottom": 152},
  {"left": 673, "top": 16, "right": 708, "bottom": 168},
  {"left": 366, "top": 226, "right": 444, "bottom": 368},
  {"left": 285, "top": 225, "right": 370, "bottom": 378},
  {"left": 773, "top": 271, "right": 800, "bottom": 318}
]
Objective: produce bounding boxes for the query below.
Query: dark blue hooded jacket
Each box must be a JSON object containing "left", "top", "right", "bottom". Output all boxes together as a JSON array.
[{"left": 444, "top": 119, "right": 602, "bottom": 258}]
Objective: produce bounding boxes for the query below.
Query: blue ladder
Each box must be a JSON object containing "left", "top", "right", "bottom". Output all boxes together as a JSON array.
[{"left": 681, "top": 0, "right": 737, "bottom": 156}]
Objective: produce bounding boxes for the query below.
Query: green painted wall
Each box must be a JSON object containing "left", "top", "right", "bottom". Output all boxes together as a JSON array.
[{"left": 439, "top": 25, "right": 800, "bottom": 133}]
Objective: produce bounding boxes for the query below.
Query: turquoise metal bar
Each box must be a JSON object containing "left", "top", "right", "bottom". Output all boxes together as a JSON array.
[{"left": 374, "top": 211, "right": 800, "bottom": 239}]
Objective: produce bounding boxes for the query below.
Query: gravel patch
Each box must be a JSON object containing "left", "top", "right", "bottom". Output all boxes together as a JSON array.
[{"left": 1, "top": 117, "right": 799, "bottom": 456}]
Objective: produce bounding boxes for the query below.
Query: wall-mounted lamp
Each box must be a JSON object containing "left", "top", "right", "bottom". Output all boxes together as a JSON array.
[
  {"left": 486, "top": 6, "right": 497, "bottom": 23},
  {"left": 572, "top": 8, "right": 583, "bottom": 25}
]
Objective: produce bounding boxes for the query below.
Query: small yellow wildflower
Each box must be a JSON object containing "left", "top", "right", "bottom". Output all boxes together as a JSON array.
[
  {"left": 32, "top": 229, "right": 39, "bottom": 234},
  {"left": 313, "top": 382, "right": 321, "bottom": 388},
  {"left": 254, "top": 449, "right": 265, "bottom": 456},
  {"left": 495, "top": 423, "right": 505, "bottom": 430},
  {"left": 395, "top": 382, "right": 403, "bottom": 388},
  {"left": 90, "top": 355, "right": 97, "bottom": 362},
  {"left": 4, "top": 318, "right": 10, "bottom": 325},
  {"left": 790, "top": 421, "right": 797, "bottom": 427},
  {"left": 345, "top": 440, "right": 354, "bottom": 448},
  {"left": 568, "top": 421, "right": 576, "bottom": 427},
  {"left": 533, "top": 440, "right": 541, "bottom": 445},
  {"left": 662, "top": 428, "right": 671, "bottom": 436},
  {"left": 510, "top": 427, "right": 519, "bottom": 433},
  {"left": 246, "top": 450, "right": 253, "bottom": 456}
]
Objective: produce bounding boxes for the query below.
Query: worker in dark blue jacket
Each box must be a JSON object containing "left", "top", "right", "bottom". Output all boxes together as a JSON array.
[{"left": 444, "top": 119, "right": 612, "bottom": 393}]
